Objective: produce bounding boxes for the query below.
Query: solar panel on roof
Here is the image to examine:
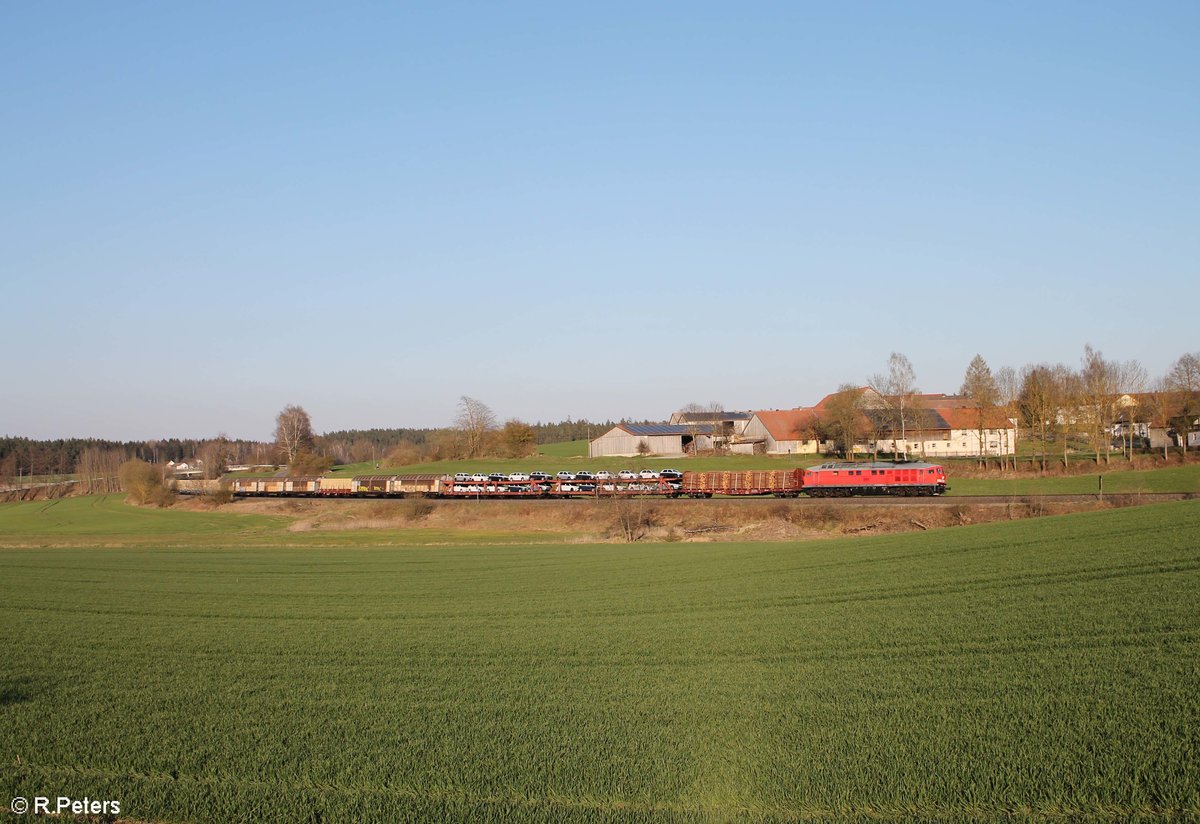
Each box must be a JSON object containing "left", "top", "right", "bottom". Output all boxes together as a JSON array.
[{"left": 621, "top": 424, "right": 716, "bottom": 435}]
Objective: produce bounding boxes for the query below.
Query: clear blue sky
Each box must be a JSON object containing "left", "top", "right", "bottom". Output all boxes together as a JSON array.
[{"left": 3, "top": 2, "right": 1197, "bottom": 440}]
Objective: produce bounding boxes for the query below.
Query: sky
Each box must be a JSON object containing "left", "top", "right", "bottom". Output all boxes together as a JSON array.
[{"left": 2, "top": 1, "right": 1197, "bottom": 441}]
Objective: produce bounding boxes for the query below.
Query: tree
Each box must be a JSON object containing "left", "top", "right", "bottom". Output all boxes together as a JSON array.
[
  {"left": 1079, "top": 345, "right": 1122, "bottom": 464},
  {"left": 961, "top": 355, "right": 999, "bottom": 466},
  {"left": 1166, "top": 352, "right": 1200, "bottom": 454},
  {"left": 995, "top": 366, "right": 1019, "bottom": 470},
  {"left": 636, "top": 439, "right": 651, "bottom": 456},
  {"left": 820, "top": 384, "right": 868, "bottom": 459},
  {"left": 501, "top": 420, "right": 537, "bottom": 458},
  {"left": 1054, "top": 364, "right": 1083, "bottom": 468},
  {"left": 1019, "top": 364, "right": 1061, "bottom": 472},
  {"left": 679, "top": 401, "right": 726, "bottom": 453},
  {"left": 197, "top": 434, "right": 233, "bottom": 480},
  {"left": 118, "top": 459, "right": 172, "bottom": 506},
  {"left": 1143, "top": 377, "right": 1176, "bottom": 459},
  {"left": 75, "top": 447, "right": 125, "bottom": 494},
  {"left": 1116, "top": 360, "right": 1148, "bottom": 458},
  {"left": 455, "top": 396, "right": 497, "bottom": 458},
  {"left": 275, "top": 405, "right": 315, "bottom": 464},
  {"left": 868, "top": 353, "right": 919, "bottom": 457}
]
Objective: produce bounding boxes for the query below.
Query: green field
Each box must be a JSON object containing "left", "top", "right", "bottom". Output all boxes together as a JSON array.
[
  {"left": 537, "top": 439, "right": 589, "bottom": 458},
  {"left": 2, "top": 502, "right": 1198, "bottom": 822},
  {"left": 947, "top": 463, "right": 1200, "bottom": 496},
  {"left": 324, "top": 457, "right": 1200, "bottom": 499}
]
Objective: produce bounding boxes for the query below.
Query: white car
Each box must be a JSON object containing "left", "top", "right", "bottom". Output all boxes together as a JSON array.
[
  {"left": 470, "top": 473, "right": 489, "bottom": 482},
  {"left": 639, "top": 469, "right": 659, "bottom": 479},
  {"left": 556, "top": 471, "right": 575, "bottom": 480},
  {"left": 507, "top": 473, "right": 530, "bottom": 481},
  {"left": 594, "top": 470, "right": 614, "bottom": 480},
  {"left": 618, "top": 470, "right": 638, "bottom": 480}
]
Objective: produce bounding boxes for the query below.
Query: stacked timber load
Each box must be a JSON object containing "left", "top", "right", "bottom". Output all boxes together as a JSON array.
[{"left": 680, "top": 470, "right": 803, "bottom": 495}]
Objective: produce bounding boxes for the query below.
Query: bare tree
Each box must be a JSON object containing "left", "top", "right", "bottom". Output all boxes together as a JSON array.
[
  {"left": 679, "top": 401, "right": 725, "bottom": 454},
  {"left": 1116, "top": 360, "right": 1148, "bottom": 458},
  {"left": 995, "top": 366, "right": 1019, "bottom": 470},
  {"left": 455, "top": 396, "right": 497, "bottom": 458},
  {"left": 197, "top": 434, "right": 233, "bottom": 480},
  {"left": 1166, "top": 352, "right": 1200, "bottom": 454},
  {"left": 275, "top": 405, "right": 315, "bottom": 464},
  {"left": 1079, "top": 345, "right": 1123, "bottom": 464},
  {"left": 1019, "top": 364, "right": 1063, "bottom": 473},
  {"left": 820, "top": 384, "right": 868, "bottom": 459},
  {"left": 868, "top": 353, "right": 919, "bottom": 458},
  {"left": 1143, "top": 377, "right": 1176, "bottom": 459},
  {"left": 1055, "top": 364, "right": 1083, "bottom": 468},
  {"left": 75, "top": 447, "right": 125, "bottom": 494},
  {"left": 961, "top": 355, "right": 999, "bottom": 467}
]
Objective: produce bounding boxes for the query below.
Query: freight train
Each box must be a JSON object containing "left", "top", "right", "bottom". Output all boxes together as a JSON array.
[{"left": 174, "top": 462, "right": 947, "bottom": 499}]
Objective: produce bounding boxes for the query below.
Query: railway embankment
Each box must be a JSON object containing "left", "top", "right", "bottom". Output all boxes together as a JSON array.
[{"left": 207, "top": 493, "right": 1165, "bottom": 544}]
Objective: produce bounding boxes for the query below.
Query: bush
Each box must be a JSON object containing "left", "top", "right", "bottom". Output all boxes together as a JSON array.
[
  {"left": 118, "top": 459, "right": 174, "bottom": 506},
  {"left": 207, "top": 484, "right": 234, "bottom": 506},
  {"left": 290, "top": 452, "right": 334, "bottom": 476},
  {"left": 401, "top": 497, "right": 436, "bottom": 521},
  {"left": 609, "top": 499, "right": 658, "bottom": 542}
]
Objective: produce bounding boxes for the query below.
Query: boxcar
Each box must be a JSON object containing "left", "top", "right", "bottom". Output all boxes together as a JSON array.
[
  {"left": 352, "top": 475, "right": 393, "bottom": 496},
  {"left": 317, "top": 478, "right": 355, "bottom": 496}
]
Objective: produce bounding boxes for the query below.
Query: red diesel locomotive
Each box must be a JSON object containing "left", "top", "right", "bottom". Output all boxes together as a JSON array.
[{"left": 798, "top": 461, "right": 947, "bottom": 497}]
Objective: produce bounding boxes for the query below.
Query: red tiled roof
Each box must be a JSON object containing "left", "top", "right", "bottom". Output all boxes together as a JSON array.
[
  {"left": 926, "top": 406, "right": 1014, "bottom": 431},
  {"left": 752, "top": 408, "right": 824, "bottom": 442},
  {"left": 812, "top": 388, "right": 868, "bottom": 410}
]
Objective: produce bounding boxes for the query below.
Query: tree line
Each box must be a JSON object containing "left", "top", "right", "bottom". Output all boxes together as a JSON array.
[
  {"left": 5, "top": 346, "right": 1196, "bottom": 486},
  {"left": 804, "top": 348, "right": 1200, "bottom": 470},
  {"left": 0, "top": 402, "right": 635, "bottom": 485}
]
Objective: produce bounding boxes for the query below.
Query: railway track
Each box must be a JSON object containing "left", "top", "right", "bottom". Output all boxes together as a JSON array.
[{"left": 290, "top": 492, "right": 1188, "bottom": 507}]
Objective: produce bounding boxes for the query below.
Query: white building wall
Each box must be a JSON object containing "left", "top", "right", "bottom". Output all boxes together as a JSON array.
[
  {"left": 869, "top": 428, "right": 1016, "bottom": 457},
  {"left": 766, "top": 437, "right": 822, "bottom": 455},
  {"left": 589, "top": 428, "right": 709, "bottom": 457}
]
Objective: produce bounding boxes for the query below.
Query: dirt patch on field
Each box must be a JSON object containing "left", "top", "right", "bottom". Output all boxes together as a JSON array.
[{"left": 206, "top": 495, "right": 1129, "bottom": 543}]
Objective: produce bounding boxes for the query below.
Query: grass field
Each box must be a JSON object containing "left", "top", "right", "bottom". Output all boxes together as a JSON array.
[
  {"left": 538, "top": 439, "right": 589, "bottom": 458},
  {"left": 318, "top": 457, "right": 1200, "bottom": 498},
  {"left": 947, "top": 463, "right": 1200, "bottom": 496},
  {"left": 2, "top": 502, "right": 1198, "bottom": 822}
]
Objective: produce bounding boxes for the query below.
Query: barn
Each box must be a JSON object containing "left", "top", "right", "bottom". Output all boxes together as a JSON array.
[
  {"left": 588, "top": 424, "right": 715, "bottom": 457},
  {"left": 738, "top": 409, "right": 829, "bottom": 454}
]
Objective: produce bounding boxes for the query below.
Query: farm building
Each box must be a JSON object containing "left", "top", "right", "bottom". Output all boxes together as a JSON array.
[
  {"left": 737, "top": 403, "right": 1016, "bottom": 457},
  {"left": 878, "top": 407, "right": 1017, "bottom": 458},
  {"left": 588, "top": 424, "right": 715, "bottom": 457},
  {"left": 668, "top": 410, "right": 751, "bottom": 434},
  {"left": 1112, "top": 392, "right": 1200, "bottom": 451},
  {"left": 736, "top": 409, "right": 830, "bottom": 454}
]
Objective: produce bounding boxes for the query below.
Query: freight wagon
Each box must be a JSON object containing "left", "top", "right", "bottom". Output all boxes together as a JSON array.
[
  {"left": 679, "top": 470, "right": 804, "bottom": 498},
  {"left": 179, "top": 462, "right": 947, "bottom": 500}
]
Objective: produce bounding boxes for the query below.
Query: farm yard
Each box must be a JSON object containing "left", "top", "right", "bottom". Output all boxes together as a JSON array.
[{"left": 1, "top": 499, "right": 1198, "bottom": 822}]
